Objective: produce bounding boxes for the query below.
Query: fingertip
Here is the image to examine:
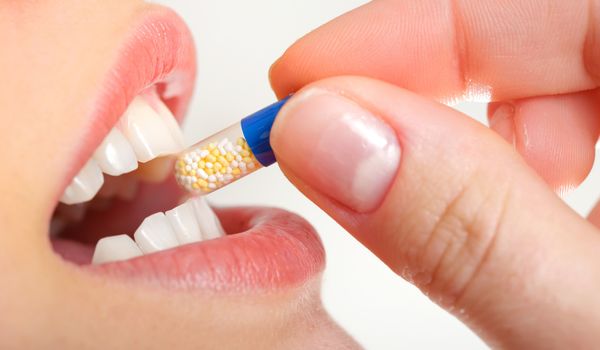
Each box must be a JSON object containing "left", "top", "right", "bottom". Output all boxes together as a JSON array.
[
  {"left": 272, "top": 86, "right": 401, "bottom": 213},
  {"left": 272, "top": 77, "right": 600, "bottom": 349},
  {"left": 268, "top": 56, "right": 292, "bottom": 99},
  {"left": 488, "top": 92, "right": 600, "bottom": 194},
  {"left": 488, "top": 102, "right": 516, "bottom": 145}
]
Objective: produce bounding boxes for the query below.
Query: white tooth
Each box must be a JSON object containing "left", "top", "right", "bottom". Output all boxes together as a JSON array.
[
  {"left": 92, "top": 234, "right": 143, "bottom": 265},
  {"left": 191, "top": 197, "right": 225, "bottom": 240},
  {"left": 119, "top": 96, "right": 184, "bottom": 163},
  {"left": 152, "top": 96, "right": 187, "bottom": 147},
  {"left": 166, "top": 201, "right": 202, "bottom": 245},
  {"left": 134, "top": 212, "right": 180, "bottom": 253},
  {"left": 60, "top": 159, "right": 104, "bottom": 205},
  {"left": 93, "top": 128, "right": 138, "bottom": 176}
]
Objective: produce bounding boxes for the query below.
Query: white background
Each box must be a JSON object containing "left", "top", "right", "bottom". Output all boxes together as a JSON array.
[{"left": 156, "top": 1, "right": 599, "bottom": 348}]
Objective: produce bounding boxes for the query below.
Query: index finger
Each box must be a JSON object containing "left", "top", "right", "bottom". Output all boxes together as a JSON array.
[{"left": 270, "top": 0, "right": 599, "bottom": 102}]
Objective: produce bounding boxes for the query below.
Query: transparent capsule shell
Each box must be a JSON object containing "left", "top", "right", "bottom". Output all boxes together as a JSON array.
[{"left": 174, "top": 123, "right": 262, "bottom": 194}]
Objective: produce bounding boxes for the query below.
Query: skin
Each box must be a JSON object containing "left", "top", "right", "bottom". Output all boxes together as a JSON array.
[
  {"left": 269, "top": 0, "right": 600, "bottom": 348},
  {"left": 0, "top": 1, "right": 356, "bottom": 349},
  {"left": 7, "top": 0, "right": 600, "bottom": 348},
  {"left": 271, "top": 0, "right": 600, "bottom": 193}
]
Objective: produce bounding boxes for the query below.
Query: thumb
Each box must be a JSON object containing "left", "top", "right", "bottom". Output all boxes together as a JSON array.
[{"left": 270, "top": 77, "right": 600, "bottom": 348}]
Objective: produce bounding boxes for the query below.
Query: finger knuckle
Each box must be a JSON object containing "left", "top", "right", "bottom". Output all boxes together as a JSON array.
[{"left": 406, "top": 178, "right": 512, "bottom": 308}]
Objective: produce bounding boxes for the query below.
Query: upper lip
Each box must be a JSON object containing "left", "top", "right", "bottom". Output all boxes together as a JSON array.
[
  {"left": 51, "top": 5, "right": 325, "bottom": 292},
  {"left": 57, "top": 5, "right": 197, "bottom": 205}
]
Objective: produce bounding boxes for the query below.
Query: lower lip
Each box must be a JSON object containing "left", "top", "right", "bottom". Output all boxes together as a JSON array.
[{"left": 78, "top": 206, "right": 325, "bottom": 292}]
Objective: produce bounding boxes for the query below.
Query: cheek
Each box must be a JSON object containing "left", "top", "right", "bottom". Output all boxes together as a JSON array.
[
  {"left": 0, "top": 0, "right": 145, "bottom": 212},
  {"left": 0, "top": 0, "right": 148, "bottom": 300}
]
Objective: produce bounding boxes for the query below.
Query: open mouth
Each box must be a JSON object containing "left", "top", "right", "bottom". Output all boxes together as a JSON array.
[{"left": 48, "top": 7, "right": 324, "bottom": 293}]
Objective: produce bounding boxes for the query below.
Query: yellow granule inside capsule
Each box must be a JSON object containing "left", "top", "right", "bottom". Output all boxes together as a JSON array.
[
  {"left": 175, "top": 136, "right": 260, "bottom": 193},
  {"left": 197, "top": 179, "right": 208, "bottom": 188}
]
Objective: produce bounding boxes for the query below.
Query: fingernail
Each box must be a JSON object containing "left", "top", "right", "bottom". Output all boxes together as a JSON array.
[
  {"left": 273, "top": 89, "right": 401, "bottom": 212},
  {"left": 489, "top": 103, "right": 516, "bottom": 146}
]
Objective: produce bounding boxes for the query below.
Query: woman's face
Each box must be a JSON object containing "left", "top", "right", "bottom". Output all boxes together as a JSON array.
[{"left": 0, "top": 1, "right": 357, "bottom": 348}]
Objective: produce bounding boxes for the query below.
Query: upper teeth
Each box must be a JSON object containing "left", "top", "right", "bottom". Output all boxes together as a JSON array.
[
  {"left": 93, "top": 128, "right": 138, "bottom": 177},
  {"left": 60, "top": 159, "right": 105, "bottom": 205},
  {"left": 91, "top": 197, "right": 225, "bottom": 265},
  {"left": 119, "top": 96, "right": 185, "bottom": 163},
  {"left": 60, "top": 95, "right": 184, "bottom": 205}
]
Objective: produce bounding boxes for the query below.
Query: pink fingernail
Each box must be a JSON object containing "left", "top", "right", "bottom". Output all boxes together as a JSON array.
[{"left": 273, "top": 89, "right": 401, "bottom": 212}]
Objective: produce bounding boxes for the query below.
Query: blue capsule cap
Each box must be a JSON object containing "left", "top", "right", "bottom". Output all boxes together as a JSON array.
[{"left": 240, "top": 96, "right": 291, "bottom": 167}]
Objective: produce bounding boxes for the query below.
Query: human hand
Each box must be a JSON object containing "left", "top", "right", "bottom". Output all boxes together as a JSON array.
[{"left": 269, "top": 1, "right": 600, "bottom": 348}]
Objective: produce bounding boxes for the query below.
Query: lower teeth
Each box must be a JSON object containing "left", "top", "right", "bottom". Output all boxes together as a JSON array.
[
  {"left": 92, "top": 197, "right": 225, "bottom": 264},
  {"left": 90, "top": 196, "right": 224, "bottom": 265},
  {"left": 52, "top": 194, "right": 224, "bottom": 265}
]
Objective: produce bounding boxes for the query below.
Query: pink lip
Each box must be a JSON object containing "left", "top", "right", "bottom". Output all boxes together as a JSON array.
[
  {"left": 55, "top": 180, "right": 326, "bottom": 291},
  {"left": 87, "top": 207, "right": 325, "bottom": 292},
  {"left": 57, "top": 6, "right": 197, "bottom": 203},
  {"left": 53, "top": 5, "right": 326, "bottom": 293}
]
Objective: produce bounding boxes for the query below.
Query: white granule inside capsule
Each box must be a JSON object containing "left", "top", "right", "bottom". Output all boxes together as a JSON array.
[{"left": 198, "top": 169, "right": 209, "bottom": 179}]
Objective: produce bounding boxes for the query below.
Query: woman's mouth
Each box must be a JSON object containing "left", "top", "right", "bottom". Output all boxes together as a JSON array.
[{"left": 48, "top": 6, "right": 325, "bottom": 293}]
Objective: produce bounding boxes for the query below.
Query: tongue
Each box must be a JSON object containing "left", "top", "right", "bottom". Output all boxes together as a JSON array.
[
  {"left": 52, "top": 239, "right": 95, "bottom": 265},
  {"left": 59, "top": 176, "right": 184, "bottom": 245}
]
